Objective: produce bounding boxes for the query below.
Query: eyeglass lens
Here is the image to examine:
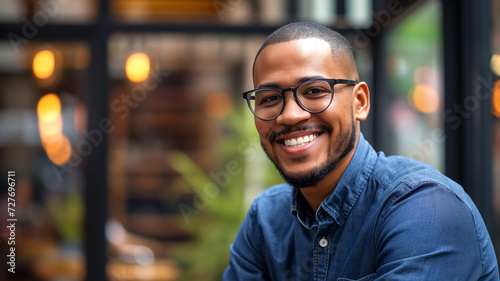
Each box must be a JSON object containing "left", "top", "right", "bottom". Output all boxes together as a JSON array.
[{"left": 248, "top": 80, "right": 333, "bottom": 120}]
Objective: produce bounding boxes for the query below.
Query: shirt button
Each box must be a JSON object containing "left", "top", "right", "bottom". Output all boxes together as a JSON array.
[{"left": 319, "top": 237, "right": 328, "bottom": 248}]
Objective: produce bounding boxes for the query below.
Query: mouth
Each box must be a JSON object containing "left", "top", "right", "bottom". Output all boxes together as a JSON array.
[
  {"left": 269, "top": 124, "right": 331, "bottom": 151},
  {"left": 283, "top": 134, "right": 320, "bottom": 147}
]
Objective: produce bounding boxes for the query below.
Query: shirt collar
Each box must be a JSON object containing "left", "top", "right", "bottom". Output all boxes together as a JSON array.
[{"left": 290, "top": 133, "right": 377, "bottom": 228}]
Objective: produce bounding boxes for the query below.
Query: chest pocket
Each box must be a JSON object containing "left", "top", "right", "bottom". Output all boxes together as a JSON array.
[{"left": 337, "top": 273, "right": 376, "bottom": 281}]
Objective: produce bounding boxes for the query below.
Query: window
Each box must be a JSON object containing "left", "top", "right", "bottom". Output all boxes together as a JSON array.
[{"left": 382, "top": 0, "right": 444, "bottom": 171}]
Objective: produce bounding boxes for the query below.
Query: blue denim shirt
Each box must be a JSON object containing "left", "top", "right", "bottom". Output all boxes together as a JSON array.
[{"left": 223, "top": 134, "right": 499, "bottom": 281}]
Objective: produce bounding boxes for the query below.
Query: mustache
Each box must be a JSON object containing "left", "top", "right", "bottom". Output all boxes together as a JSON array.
[{"left": 268, "top": 124, "right": 332, "bottom": 144}]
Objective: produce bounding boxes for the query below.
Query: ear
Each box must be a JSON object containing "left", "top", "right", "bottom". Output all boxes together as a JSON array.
[{"left": 353, "top": 82, "right": 370, "bottom": 121}]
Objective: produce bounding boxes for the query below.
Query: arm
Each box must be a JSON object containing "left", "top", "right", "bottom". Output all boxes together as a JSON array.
[
  {"left": 374, "top": 183, "right": 496, "bottom": 280},
  {"left": 223, "top": 202, "right": 270, "bottom": 281}
]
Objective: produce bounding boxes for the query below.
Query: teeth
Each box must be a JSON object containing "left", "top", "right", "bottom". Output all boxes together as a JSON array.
[{"left": 284, "top": 134, "right": 318, "bottom": 147}]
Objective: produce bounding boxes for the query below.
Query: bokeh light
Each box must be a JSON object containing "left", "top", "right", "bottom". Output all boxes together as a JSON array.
[
  {"left": 133, "top": 245, "right": 155, "bottom": 266},
  {"left": 74, "top": 102, "right": 88, "bottom": 134},
  {"left": 37, "top": 93, "right": 71, "bottom": 166},
  {"left": 125, "top": 53, "right": 150, "bottom": 82},
  {"left": 390, "top": 100, "right": 418, "bottom": 134},
  {"left": 106, "top": 220, "right": 126, "bottom": 245},
  {"left": 491, "top": 54, "right": 500, "bottom": 76},
  {"left": 409, "top": 84, "right": 440, "bottom": 113},
  {"left": 38, "top": 117, "right": 63, "bottom": 144},
  {"left": 413, "top": 66, "right": 439, "bottom": 86},
  {"left": 44, "top": 134, "right": 72, "bottom": 166},
  {"left": 37, "top": 93, "right": 61, "bottom": 124},
  {"left": 33, "top": 50, "right": 55, "bottom": 79},
  {"left": 492, "top": 80, "right": 500, "bottom": 117}
]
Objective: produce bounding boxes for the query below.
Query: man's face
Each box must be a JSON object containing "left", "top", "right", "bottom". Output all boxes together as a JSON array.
[{"left": 253, "top": 38, "right": 358, "bottom": 188}]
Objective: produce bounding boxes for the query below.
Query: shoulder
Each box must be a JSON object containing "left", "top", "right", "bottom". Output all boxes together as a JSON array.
[
  {"left": 369, "top": 153, "right": 487, "bottom": 246},
  {"left": 246, "top": 183, "right": 294, "bottom": 227},
  {"left": 369, "top": 154, "right": 476, "bottom": 223},
  {"left": 370, "top": 156, "right": 498, "bottom": 277},
  {"left": 254, "top": 183, "right": 292, "bottom": 200},
  {"left": 371, "top": 153, "right": 449, "bottom": 190},
  {"left": 369, "top": 153, "right": 477, "bottom": 209},
  {"left": 250, "top": 183, "right": 292, "bottom": 213}
]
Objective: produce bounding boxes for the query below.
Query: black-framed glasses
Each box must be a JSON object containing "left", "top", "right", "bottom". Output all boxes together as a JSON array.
[{"left": 242, "top": 78, "right": 357, "bottom": 121}]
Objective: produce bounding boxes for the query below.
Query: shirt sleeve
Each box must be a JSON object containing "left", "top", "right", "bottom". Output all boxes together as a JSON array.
[
  {"left": 223, "top": 201, "right": 270, "bottom": 281},
  {"left": 374, "top": 182, "right": 497, "bottom": 280}
]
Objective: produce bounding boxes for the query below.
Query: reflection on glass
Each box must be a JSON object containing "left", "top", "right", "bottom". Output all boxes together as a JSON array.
[
  {"left": 493, "top": 80, "right": 500, "bottom": 117},
  {"left": 490, "top": 54, "right": 500, "bottom": 76},
  {"left": 491, "top": 0, "right": 500, "bottom": 262},
  {"left": 384, "top": 0, "right": 444, "bottom": 171},
  {"left": 0, "top": 41, "right": 88, "bottom": 280},
  {"left": 107, "top": 33, "right": 279, "bottom": 281}
]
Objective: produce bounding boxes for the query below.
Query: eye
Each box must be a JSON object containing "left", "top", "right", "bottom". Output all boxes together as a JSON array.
[
  {"left": 261, "top": 95, "right": 282, "bottom": 104},
  {"left": 302, "top": 87, "right": 330, "bottom": 97},
  {"left": 255, "top": 91, "right": 282, "bottom": 106},
  {"left": 305, "top": 88, "right": 326, "bottom": 94}
]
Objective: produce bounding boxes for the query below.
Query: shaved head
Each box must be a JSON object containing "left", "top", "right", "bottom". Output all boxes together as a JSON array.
[{"left": 253, "top": 22, "right": 358, "bottom": 79}]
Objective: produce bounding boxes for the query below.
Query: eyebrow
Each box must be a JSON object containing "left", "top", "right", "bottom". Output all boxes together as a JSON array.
[{"left": 257, "top": 75, "right": 327, "bottom": 89}]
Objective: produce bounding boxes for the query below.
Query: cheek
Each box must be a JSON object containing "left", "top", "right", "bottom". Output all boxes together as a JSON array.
[
  {"left": 327, "top": 96, "right": 354, "bottom": 125},
  {"left": 255, "top": 119, "right": 272, "bottom": 143}
]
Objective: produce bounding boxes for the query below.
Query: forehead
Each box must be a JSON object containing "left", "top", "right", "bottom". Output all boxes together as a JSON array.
[{"left": 253, "top": 38, "right": 345, "bottom": 87}]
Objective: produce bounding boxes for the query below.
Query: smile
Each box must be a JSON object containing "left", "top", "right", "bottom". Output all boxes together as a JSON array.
[{"left": 284, "top": 134, "right": 319, "bottom": 147}]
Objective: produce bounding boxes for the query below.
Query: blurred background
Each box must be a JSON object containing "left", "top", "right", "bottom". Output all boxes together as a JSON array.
[{"left": 0, "top": 0, "right": 498, "bottom": 280}]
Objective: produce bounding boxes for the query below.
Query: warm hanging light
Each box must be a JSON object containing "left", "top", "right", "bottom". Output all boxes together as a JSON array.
[
  {"left": 38, "top": 117, "right": 63, "bottom": 144},
  {"left": 37, "top": 93, "right": 61, "bottom": 124},
  {"left": 44, "top": 134, "right": 72, "bottom": 166},
  {"left": 37, "top": 93, "right": 71, "bottom": 166},
  {"left": 33, "top": 50, "right": 55, "bottom": 79},
  {"left": 125, "top": 53, "right": 150, "bottom": 82}
]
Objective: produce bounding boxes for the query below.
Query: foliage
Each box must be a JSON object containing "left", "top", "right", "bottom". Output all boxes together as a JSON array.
[{"left": 169, "top": 108, "right": 281, "bottom": 281}]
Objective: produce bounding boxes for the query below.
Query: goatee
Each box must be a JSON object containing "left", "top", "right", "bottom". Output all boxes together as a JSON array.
[{"left": 262, "top": 119, "right": 356, "bottom": 189}]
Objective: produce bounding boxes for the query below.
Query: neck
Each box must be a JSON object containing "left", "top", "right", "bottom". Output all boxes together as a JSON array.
[{"left": 299, "top": 133, "right": 359, "bottom": 214}]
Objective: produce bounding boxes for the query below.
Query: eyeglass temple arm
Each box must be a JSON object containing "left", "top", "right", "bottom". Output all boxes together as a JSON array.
[
  {"left": 242, "top": 91, "right": 257, "bottom": 100},
  {"left": 335, "top": 79, "right": 357, "bottom": 85}
]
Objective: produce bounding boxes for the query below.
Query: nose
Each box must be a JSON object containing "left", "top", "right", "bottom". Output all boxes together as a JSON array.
[{"left": 275, "top": 93, "right": 311, "bottom": 125}]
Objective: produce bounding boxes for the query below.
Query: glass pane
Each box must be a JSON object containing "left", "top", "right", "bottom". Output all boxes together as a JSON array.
[
  {"left": 383, "top": 0, "right": 444, "bottom": 171},
  {"left": 490, "top": 0, "right": 500, "bottom": 266},
  {"left": 106, "top": 32, "right": 283, "bottom": 281},
  {"left": 0, "top": 40, "right": 89, "bottom": 280}
]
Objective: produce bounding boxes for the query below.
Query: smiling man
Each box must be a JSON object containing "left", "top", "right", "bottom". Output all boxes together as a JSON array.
[{"left": 223, "top": 22, "right": 499, "bottom": 281}]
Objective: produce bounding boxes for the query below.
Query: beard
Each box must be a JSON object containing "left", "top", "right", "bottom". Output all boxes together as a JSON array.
[{"left": 261, "top": 117, "right": 357, "bottom": 189}]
